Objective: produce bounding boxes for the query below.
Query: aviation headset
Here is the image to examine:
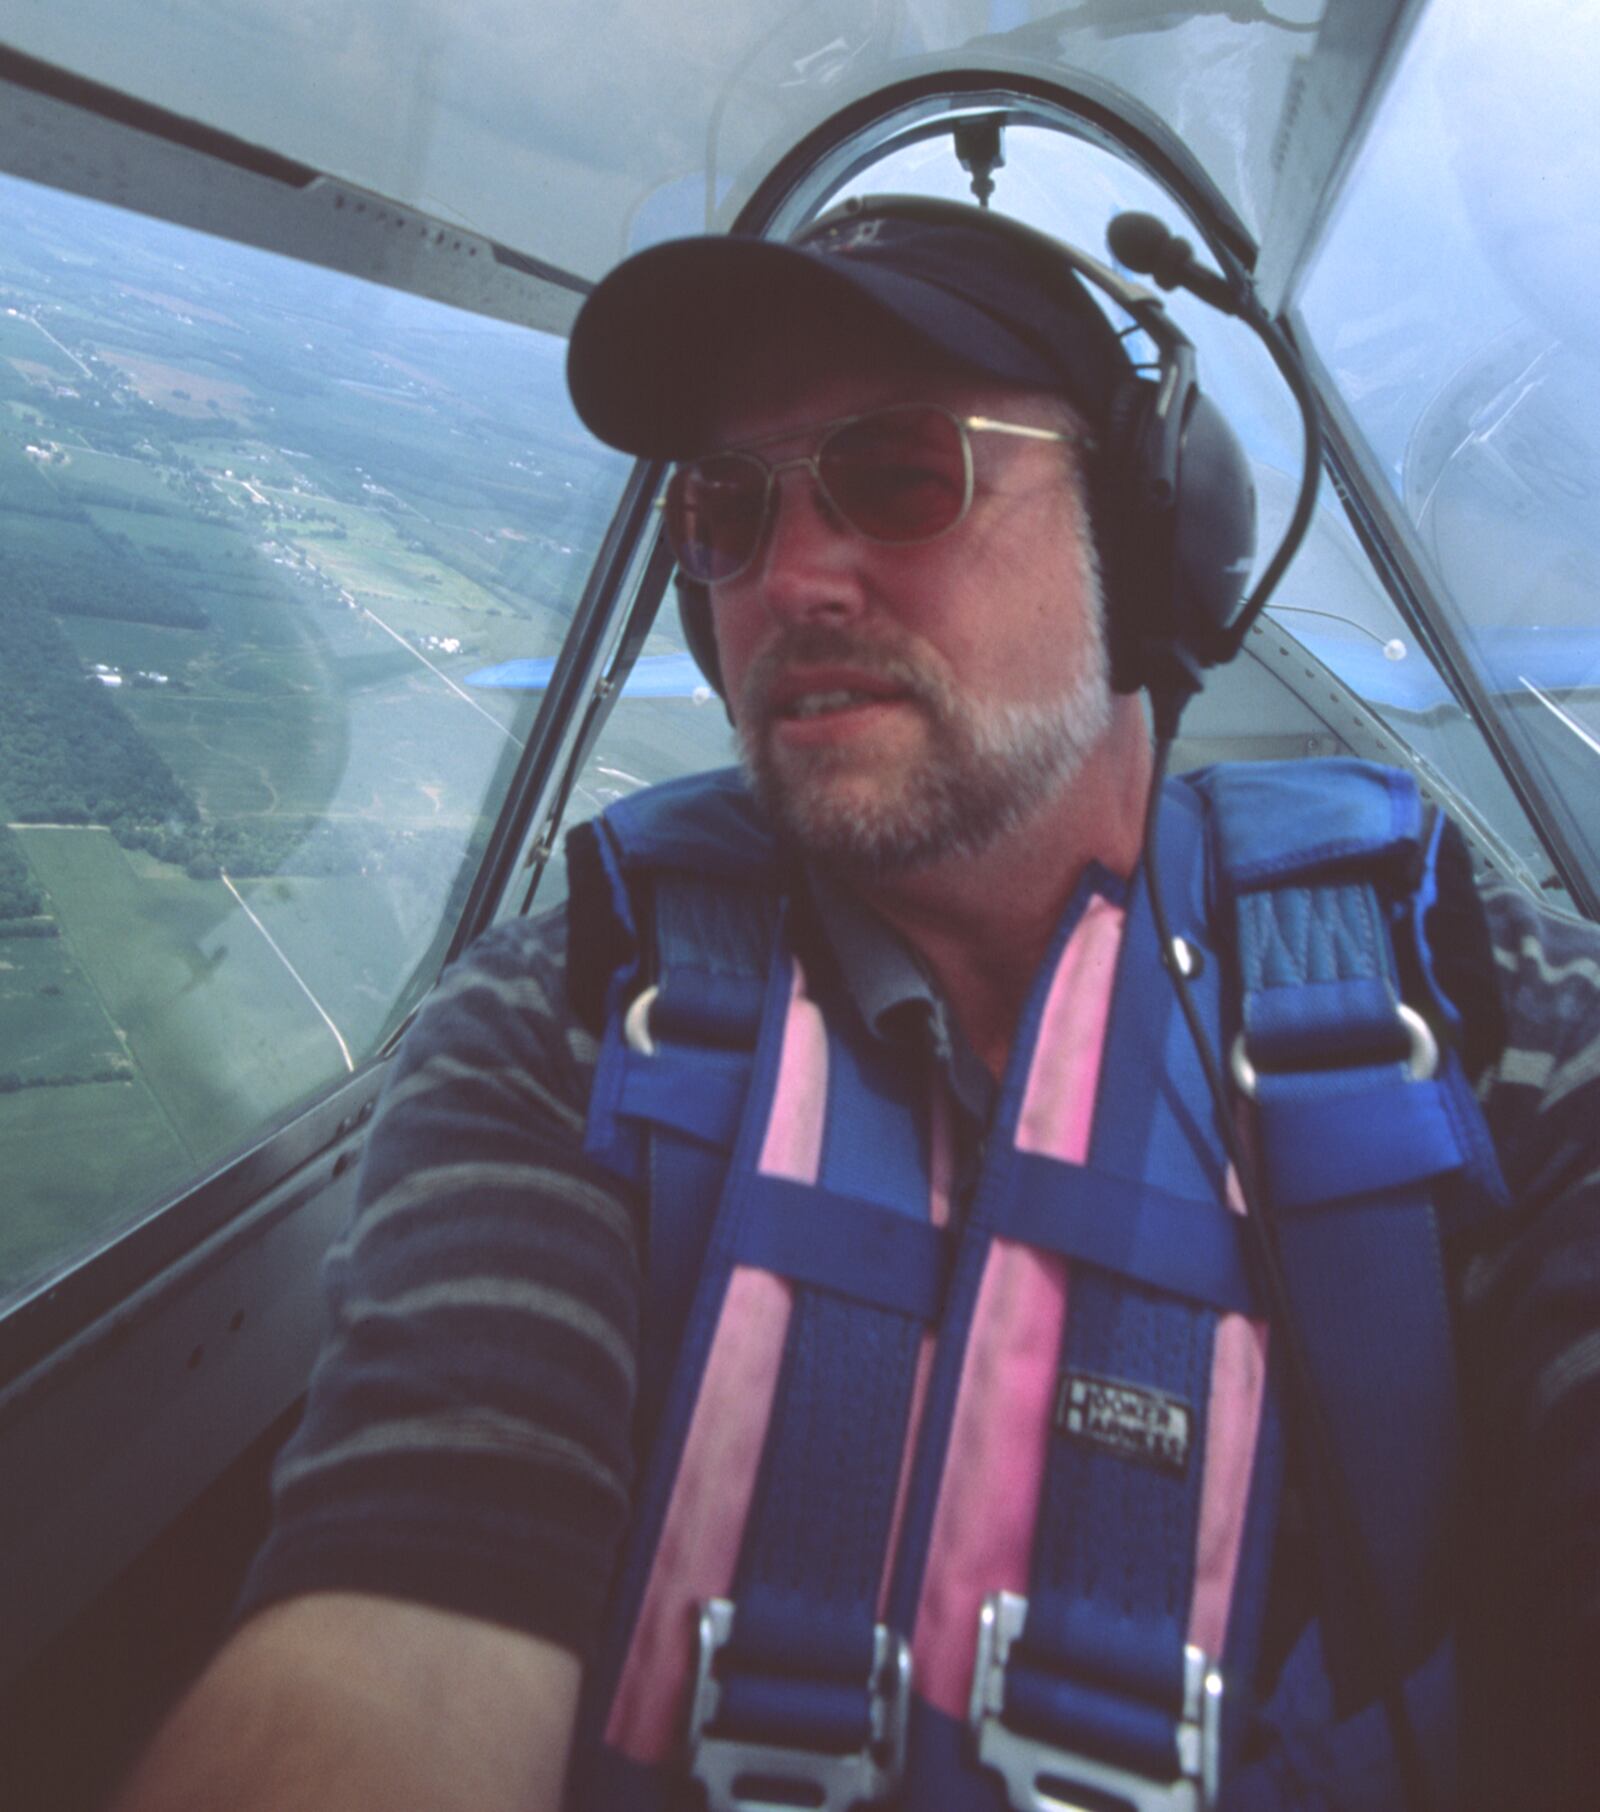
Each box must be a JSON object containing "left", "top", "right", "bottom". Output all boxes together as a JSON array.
[{"left": 669, "top": 194, "right": 1257, "bottom": 705}]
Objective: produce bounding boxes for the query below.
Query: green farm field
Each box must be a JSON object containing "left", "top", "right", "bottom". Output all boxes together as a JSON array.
[
  {"left": 80, "top": 500, "right": 221, "bottom": 548},
  {"left": 562, "top": 694, "right": 732, "bottom": 828},
  {"left": 0, "top": 498, "right": 79, "bottom": 559},
  {"left": 229, "top": 872, "right": 440, "bottom": 1058},
  {"left": 0, "top": 314, "right": 78, "bottom": 376},
  {"left": 327, "top": 670, "right": 526, "bottom": 829},
  {"left": 0, "top": 931, "right": 123, "bottom": 1081},
  {"left": 322, "top": 645, "right": 424, "bottom": 692},
  {"left": 99, "top": 628, "right": 525, "bottom": 830},
  {"left": 302, "top": 525, "right": 508, "bottom": 624},
  {"left": 13, "top": 827, "right": 355, "bottom": 1163},
  {"left": 186, "top": 566, "right": 330, "bottom": 651},
  {"left": 121, "top": 685, "right": 349, "bottom": 820},
  {"left": 57, "top": 615, "right": 210, "bottom": 679},
  {"left": 0, "top": 869, "right": 192, "bottom": 1299},
  {"left": 65, "top": 448, "right": 179, "bottom": 504},
  {"left": 0, "top": 1077, "right": 191, "bottom": 1303}
]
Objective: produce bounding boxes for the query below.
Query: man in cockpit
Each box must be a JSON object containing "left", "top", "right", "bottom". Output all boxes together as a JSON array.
[{"left": 116, "top": 200, "right": 1599, "bottom": 1812}]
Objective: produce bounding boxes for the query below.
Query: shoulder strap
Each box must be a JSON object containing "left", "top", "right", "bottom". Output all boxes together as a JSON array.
[
  {"left": 927, "top": 780, "right": 1280, "bottom": 1812},
  {"left": 1201, "top": 758, "right": 1504, "bottom": 1806},
  {"left": 581, "top": 894, "right": 947, "bottom": 1812},
  {"left": 565, "top": 765, "right": 777, "bottom": 1032},
  {"left": 568, "top": 769, "right": 783, "bottom": 1422}
]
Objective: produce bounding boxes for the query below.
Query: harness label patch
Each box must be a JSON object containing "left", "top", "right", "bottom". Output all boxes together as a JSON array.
[{"left": 1054, "top": 1372, "right": 1192, "bottom": 1476}]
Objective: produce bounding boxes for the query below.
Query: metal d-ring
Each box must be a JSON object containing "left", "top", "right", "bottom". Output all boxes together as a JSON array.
[
  {"left": 623, "top": 984, "right": 659, "bottom": 1056},
  {"left": 1229, "top": 1001, "right": 1439, "bottom": 1099}
]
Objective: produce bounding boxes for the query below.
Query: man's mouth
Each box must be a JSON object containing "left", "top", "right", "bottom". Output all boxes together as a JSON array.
[
  {"left": 763, "top": 660, "right": 919, "bottom": 725},
  {"left": 780, "top": 687, "right": 897, "bottom": 720}
]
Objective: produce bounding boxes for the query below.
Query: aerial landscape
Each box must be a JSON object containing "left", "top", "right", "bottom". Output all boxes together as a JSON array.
[{"left": 0, "top": 174, "right": 725, "bottom": 1301}]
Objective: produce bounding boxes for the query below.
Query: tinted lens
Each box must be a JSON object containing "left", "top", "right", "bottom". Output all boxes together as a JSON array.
[
  {"left": 665, "top": 453, "right": 768, "bottom": 582},
  {"left": 818, "top": 405, "right": 970, "bottom": 543}
]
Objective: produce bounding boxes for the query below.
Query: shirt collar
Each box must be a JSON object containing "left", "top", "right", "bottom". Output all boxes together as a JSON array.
[{"left": 802, "top": 862, "right": 996, "bottom": 1129}]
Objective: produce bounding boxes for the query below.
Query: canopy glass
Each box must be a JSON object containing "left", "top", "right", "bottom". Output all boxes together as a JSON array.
[
  {"left": 1300, "top": 0, "right": 1600, "bottom": 899},
  {"left": 3, "top": 0, "right": 1327, "bottom": 277}
]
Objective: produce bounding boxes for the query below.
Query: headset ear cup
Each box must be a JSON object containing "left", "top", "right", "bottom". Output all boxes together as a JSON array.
[
  {"left": 1096, "top": 379, "right": 1257, "bottom": 694},
  {"left": 1171, "top": 391, "right": 1257, "bottom": 663},
  {"left": 675, "top": 570, "right": 724, "bottom": 697},
  {"left": 1096, "top": 378, "right": 1156, "bottom": 693}
]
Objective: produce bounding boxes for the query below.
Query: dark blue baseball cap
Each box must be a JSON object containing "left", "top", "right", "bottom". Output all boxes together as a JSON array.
[{"left": 567, "top": 195, "right": 1134, "bottom": 458}]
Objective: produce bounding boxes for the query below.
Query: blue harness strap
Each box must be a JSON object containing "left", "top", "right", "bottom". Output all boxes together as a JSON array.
[
  {"left": 1200, "top": 761, "right": 1509, "bottom": 1807},
  {"left": 710, "top": 993, "right": 943, "bottom": 1778},
  {"left": 571, "top": 777, "right": 945, "bottom": 1807},
  {"left": 574, "top": 773, "right": 780, "bottom": 1426},
  {"left": 564, "top": 760, "right": 1508, "bottom": 1812}
]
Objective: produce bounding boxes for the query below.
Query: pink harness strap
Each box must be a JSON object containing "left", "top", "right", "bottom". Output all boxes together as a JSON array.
[
  {"left": 910, "top": 899, "right": 1268, "bottom": 1715},
  {"left": 1190, "top": 1312, "right": 1269, "bottom": 1657},
  {"left": 603, "top": 1266, "right": 792, "bottom": 1761},
  {"left": 1190, "top": 1157, "right": 1268, "bottom": 1657},
  {"left": 604, "top": 963, "right": 826, "bottom": 1764},
  {"left": 911, "top": 1237, "right": 1072, "bottom": 1719},
  {"left": 1016, "top": 895, "right": 1127, "bottom": 1162},
  {"left": 911, "top": 900, "right": 1124, "bottom": 1719}
]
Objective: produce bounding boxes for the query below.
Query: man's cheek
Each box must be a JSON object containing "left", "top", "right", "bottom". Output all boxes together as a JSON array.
[{"left": 711, "top": 622, "right": 759, "bottom": 715}]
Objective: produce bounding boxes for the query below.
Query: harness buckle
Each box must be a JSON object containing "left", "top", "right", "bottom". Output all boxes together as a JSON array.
[
  {"left": 969, "top": 1592, "right": 1222, "bottom": 1812},
  {"left": 623, "top": 983, "right": 659, "bottom": 1055},
  {"left": 1229, "top": 1000, "right": 1438, "bottom": 1098},
  {"left": 689, "top": 1598, "right": 911, "bottom": 1812}
]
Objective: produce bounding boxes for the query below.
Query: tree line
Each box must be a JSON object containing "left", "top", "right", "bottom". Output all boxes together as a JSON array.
[
  {"left": 0, "top": 595, "right": 481, "bottom": 892},
  {"left": 0, "top": 1063, "right": 132, "bottom": 1095},
  {"left": 0, "top": 596, "right": 200, "bottom": 832},
  {"left": 0, "top": 828, "right": 45, "bottom": 919},
  {"left": 5, "top": 515, "right": 211, "bottom": 630}
]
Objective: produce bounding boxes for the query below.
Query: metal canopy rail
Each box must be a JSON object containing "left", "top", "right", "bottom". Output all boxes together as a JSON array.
[{"left": 0, "top": 48, "right": 590, "bottom": 338}]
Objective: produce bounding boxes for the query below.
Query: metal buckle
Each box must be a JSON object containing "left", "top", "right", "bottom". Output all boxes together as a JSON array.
[
  {"left": 689, "top": 1598, "right": 911, "bottom": 1812},
  {"left": 1229, "top": 1000, "right": 1438, "bottom": 1099},
  {"left": 623, "top": 982, "right": 659, "bottom": 1055},
  {"left": 968, "top": 1591, "right": 1222, "bottom": 1812}
]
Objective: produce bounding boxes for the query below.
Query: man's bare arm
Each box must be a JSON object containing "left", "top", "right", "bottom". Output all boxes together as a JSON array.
[{"left": 112, "top": 1592, "right": 581, "bottom": 1812}]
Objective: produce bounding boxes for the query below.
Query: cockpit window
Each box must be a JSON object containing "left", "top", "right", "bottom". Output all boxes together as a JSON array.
[
  {"left": 0, "top": 174, "right": 629, "bottom": 1312},
  {"left": 2, "top": 1, "right": 1323, "bottom": 276},
  {"left": 1299, "top": 0, "right": 1600, "bottom": 904}
]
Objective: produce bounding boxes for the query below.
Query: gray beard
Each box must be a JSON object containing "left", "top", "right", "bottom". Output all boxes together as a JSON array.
[{"left": 736, "top": 623, "right": 1113, "bottom": 879}]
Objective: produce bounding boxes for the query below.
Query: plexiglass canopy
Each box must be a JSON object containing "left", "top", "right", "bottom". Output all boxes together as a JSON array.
[{"left": 3, "top": 0, "right": 1338, "bottom": 279}]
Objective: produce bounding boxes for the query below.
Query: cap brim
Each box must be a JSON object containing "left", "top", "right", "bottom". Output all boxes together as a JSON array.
[{"left": 566, "top": 234, "right": 1065, "bottom": 458}]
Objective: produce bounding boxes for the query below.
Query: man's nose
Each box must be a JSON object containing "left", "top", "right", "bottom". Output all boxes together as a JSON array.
[{"left": 751, "top": 462, "right": 865, "bottom": 623}]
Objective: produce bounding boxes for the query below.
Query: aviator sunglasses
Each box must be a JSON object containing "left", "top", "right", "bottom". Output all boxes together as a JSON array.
[{"left": 663, "top": 402, "right": 1072, "bottom": 584}]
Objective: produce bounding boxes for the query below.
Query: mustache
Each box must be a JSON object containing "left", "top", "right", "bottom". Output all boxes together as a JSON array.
[{"left": 738, "top": 625, "right": 949, "bottom": 720}]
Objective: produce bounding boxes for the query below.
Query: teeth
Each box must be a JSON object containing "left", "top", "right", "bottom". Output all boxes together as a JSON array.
[{"left": 788, "top": 689, "right": 876, "bottom": 719}]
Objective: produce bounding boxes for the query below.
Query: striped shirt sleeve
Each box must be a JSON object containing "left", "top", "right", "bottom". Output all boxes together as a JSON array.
[
  {"left": 236, "top": 907, "right": 637, "bottom": 1657},
  {"left": 1461, "top": 882, "right": 1600, "bottom": 1794}
]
